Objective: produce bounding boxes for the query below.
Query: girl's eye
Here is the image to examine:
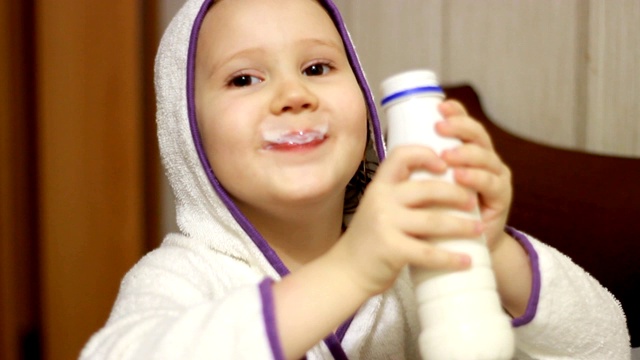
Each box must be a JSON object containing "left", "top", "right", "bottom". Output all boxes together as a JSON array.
[
  {"left": 229, "top": 75, "right": 262, "bottom": 87},
  {"left": 303, "top": 63, "right": 331, "bottom": 77}
]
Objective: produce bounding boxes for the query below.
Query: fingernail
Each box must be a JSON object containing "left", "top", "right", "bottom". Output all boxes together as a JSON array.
[
  {"left": 466, "top": 194, "right": 478, "bottom": 210},
  {"left": 439, "top": 101, "right": 452, "bottom": 112},
  {"left": 435, "top": 121, "right": 449, "bottom": 134},
  {"left": 434, "top": 159, "right": 448, "bottom": 172},
  {"left": 458, "top": 254, "right": 472, "bottom": 267}
]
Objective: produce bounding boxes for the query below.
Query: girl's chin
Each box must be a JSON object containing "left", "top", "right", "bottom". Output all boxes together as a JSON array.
[
  {"left": 274, "top": 185, "right": 340, "bottom": 204},
  {"left": 268, "top": 179, "right": 348, "bottom": 205}
]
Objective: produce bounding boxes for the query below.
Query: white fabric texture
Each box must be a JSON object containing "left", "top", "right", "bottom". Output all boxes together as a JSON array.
[
  {"left": 513, "top": 237, "right": 630, "bottom": 360},
  {"left": 81, "top": 234, "right": 421, "bottom": 359},
  {"left": 80, "top": 0, "right": 631, "bottom": 358},
  {"left": 80, "top": 234, "right": 632, "bottom": 359}
]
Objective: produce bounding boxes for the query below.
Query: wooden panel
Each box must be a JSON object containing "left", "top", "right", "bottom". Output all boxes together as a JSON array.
[
  {"left": 324, "top": 0, "right": 446, "bottom": 134},
  {"left": 329, "top": 0, "right": 640, "bottom": 157},
  {"left": 586, "top": 0, "right": 640, "bottom": 157},
  {"left": 36, "top": 1, "right": 146, "bottom": 359},
  {"left": 1, "top": 1, "right": 39, "bottom": 359},
  {"left": 0, "top": 1, "right": 20, "bottom": 357},
  {"left": 331, "top": 1, "right": 585, "bottom": 150},
  {"left": 334, "top": 0, "right": 445, "bottom": 105},
  {"left": 442, "top": 0, "right": 584, "bottom": 150},
  {"left": 143, "top": 0, "right": 163, "bottom": 250}
]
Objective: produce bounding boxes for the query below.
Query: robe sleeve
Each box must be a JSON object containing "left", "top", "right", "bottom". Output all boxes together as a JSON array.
[
  {"left": 508, "top": 229, "right": 631, "bottom": 360},
  {"left": 80, "top": 242, "right": 283, "bottom": 360}
]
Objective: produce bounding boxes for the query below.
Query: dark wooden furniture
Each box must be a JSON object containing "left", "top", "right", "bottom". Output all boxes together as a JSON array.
[{"left": 445, "top": 85, "right": 640, "bottom": 347}]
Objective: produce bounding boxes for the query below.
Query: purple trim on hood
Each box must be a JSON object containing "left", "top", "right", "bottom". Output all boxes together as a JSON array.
[
  {"left": 323, "top": 336, "right": 350, "bottom": 360},
  {"left": 320, "top": 0, "right": 386, "bottom": 162},
  {"left": 187, "top": 0, "right": 384, "bottom": 278},
  {"left": 259, "top": 278, "right": 285, "bottom": 360},
  {"left": 187, "top": 0, "right": 289, "bottom": 276},
  {"left": 335, "top": 314, "right": 354, "bottom": 341},
  {"left": 186, "top": 0, "right": 370, "bottom": 357},
  {"left": 506, "top": 227, "right": 541, "bottom": 327}
]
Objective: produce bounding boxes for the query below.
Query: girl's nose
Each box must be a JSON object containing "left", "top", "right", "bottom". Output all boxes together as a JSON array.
[{"left": 270, "top": 77, "right": 319, "bottom": 114}]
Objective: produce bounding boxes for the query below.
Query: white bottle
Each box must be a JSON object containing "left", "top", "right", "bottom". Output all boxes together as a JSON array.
[{"left": 381, "top": 70, "right": 515, "bottom": 360}]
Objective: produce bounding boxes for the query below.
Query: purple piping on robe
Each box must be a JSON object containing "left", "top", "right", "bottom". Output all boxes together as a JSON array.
[
  {"left": 260, "top": 279, "right": 285, "bottom": 360},
  {"left": 320, "top": 0, "right": 386, "bottom": 162},
  {"left": 187, "top": 0, "right": 384, "bottom": 279},
  {"left": 187, "top": 0, "right": 290, "bottom": 277},
  {"left": 506, "top": 227, "right": 541, "bottom": 327},
  {"left": 186, "top": 0, "right": 365, "bottom": 357}
]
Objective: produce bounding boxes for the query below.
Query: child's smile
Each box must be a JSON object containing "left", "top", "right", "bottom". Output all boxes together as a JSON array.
[
  {"left": 262, "top": 129, "right": 328, "bottom": 151},
  {"left": 194, "top": 0, "right": 367, "bottom": 213},
  {"left": 261, "top": 116, "right": 329, "bottom": 151}
]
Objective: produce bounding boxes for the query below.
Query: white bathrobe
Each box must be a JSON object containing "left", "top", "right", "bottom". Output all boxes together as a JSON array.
[{"left": 80, "top": 0, "right": 631, "bottom": 359}]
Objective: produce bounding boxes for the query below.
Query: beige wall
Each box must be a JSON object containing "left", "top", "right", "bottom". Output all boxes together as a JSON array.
[{"left": 333, "top": 0, "right": 640, "bottom": 157}]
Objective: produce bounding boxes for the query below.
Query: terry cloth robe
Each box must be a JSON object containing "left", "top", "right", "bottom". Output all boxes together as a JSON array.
[{"left": 80, "top": 0, "right": 631, "bottom": 359}]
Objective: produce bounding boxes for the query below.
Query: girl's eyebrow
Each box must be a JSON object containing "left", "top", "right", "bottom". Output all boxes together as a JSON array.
[
  {"left": 211, "top": 47, "right": 267, "bottom": 73},
  {"left": 295, "top": 37, "right": 343, "bottom": 51},
  {"left": 294, "top": 38, "right": 347, "bottom": 58},
  {"left": 219, "top": 37, "right": 343, "bottom": 65}
]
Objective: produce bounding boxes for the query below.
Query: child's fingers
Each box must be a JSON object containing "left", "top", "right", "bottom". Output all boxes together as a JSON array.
[
  {"left": 436, "top": 116, "right": 494, "bottom": 149},
  {"left": 396, "top": 207, "right": 484, "bottom": 240},
  {"left": 398, "top": 234, "right": 471, "bottom": 270},
  {"left": 377, "top": 146, "right": 447, "bottom": 183},
  {"left": 395, "top": 180, "right": 478, "bottom": 217},
  {"left": 441, "top": 145, "right": 508, "bottom": 193},
  {"left": 441, "top": 144, "right": 504, "bottom": 174},
  {"left": 437, "top": 101, "right": 494, "bottom": 150},
  {"left": 438, "top": 99, "right": 469, "bottom": 117},
  {"left": 441, "top": 145, "right": 511, "bottom": 193},
  {"left": 454, "top": 167, "right": 511, "bottom": 201}
]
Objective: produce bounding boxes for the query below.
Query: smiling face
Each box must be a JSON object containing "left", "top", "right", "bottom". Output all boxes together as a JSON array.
[{"left": 195, "top": 0, "right": 368, "bottom": 219}]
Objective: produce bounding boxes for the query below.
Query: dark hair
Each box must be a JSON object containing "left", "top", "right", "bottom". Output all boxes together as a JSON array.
[{"left": 343, "top": 122, "right": 378, "bottom": 215}]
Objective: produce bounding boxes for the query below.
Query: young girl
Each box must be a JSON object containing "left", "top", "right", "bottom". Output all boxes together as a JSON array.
[{"left": 81, "top": 0, "right": 630, "bottom": 358}]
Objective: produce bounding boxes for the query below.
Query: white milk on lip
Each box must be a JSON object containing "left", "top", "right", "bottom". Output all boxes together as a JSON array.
[{"left": 261, "top": 121, "right": 329, "bottom": 145}]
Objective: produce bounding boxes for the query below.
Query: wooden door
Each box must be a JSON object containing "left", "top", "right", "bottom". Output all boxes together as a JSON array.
[
  {"left": 1, "top": 1, "right": 160, "bottom": 359},
  {"left": 35, "top": 1, "right": 158, "bottom": 358}
]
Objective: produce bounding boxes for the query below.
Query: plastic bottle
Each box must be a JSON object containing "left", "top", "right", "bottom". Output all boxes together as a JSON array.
[{"left": 380, "top": 70, "right": 515, "bottom": 360}]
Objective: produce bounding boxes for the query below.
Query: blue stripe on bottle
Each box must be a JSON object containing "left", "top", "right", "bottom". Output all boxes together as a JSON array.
[{"left": 380, "top": 86, "right": 444, "bottom": 106}]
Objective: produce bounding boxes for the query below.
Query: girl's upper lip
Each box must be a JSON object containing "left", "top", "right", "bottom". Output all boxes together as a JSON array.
[
  {"left": 262, "top": 130, "right": 328, "bottom": 150},
  {"left": 263, "top": 136, "right": 327, "bottom": 151},
  {"left": 262, "top": 129, "right": 327, "bottom": 145},
  {"left": 261, "top": 119, "right": 329, "bottom": 143}
]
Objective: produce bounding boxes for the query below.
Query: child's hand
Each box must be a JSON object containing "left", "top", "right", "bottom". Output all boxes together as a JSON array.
[
  {"left": 436, "top": 100, "right": 513, "bottom": 251},
  {"left": 334, "top": 146, "right": 477, "bottom": 297}
]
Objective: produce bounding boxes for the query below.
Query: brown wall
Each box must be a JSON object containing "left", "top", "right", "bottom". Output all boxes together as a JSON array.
[{"left": 1, "top": 1, "right": 159, "bottom": 359}]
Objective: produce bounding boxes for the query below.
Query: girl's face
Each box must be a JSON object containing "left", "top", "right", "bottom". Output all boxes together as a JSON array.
[{"left": 195, "top": 0, "right": 367, "bottom": 217}]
